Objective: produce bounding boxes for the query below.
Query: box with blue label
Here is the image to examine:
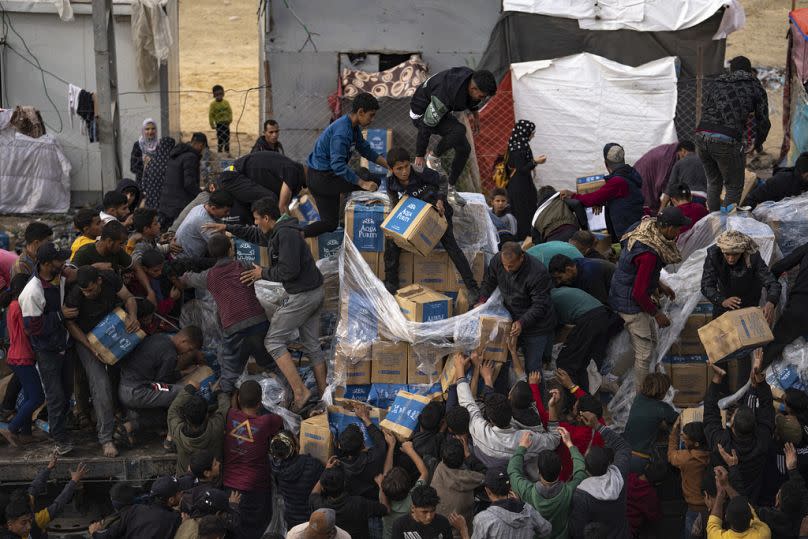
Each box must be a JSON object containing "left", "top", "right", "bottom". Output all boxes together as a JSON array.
[
  {"left": 87, "top": 307, "right": 147, "bottom": 365},
  {"left": 395, "top": 284, "right": 452, "bottom": 323},
  {"left": 662, "top": 355, "right": 709, "bottom": 407},
  {"left": 576, "top": 174, "right": 605, "bottom": 195},
  {"left": 445, "top": 252, "right": 485, "bottom": 292},
  {"left": 328, "top": 400, "right": 386, "bottom": 448},
  {"left": 697, "top": 307, "right": 773, "bottom": 364},
  {"left": 335, "top": 349, "right": 372, "bottom": 385},
  {"left": 380, "top": 390, "right": 433, "bottom": 441},
  {"left": 361, "top": 128, "right": 393, "bottom": 176},
  {"left": 371, "top": 340, "right": 409, "bottom": 384},
  {"left": 307, "top": 228, "right": 344, "bottom": 261},
  {"left": 233, "top": 238, "right": 270, "bottom": 267},
  {"left": 299, "top": 413, "right": 333, "bottom": 465},
  {"left": 341, "top": 292, "right": 379, "bottom": 342},
  {"left": 408, "top": 350, "right": 443, "bottom": 385},
  {"left": 413, "top": 251, "right": 449, "bottom": 290},
  {"left": 477, "top": 315, "right": 512, "bottom": 363},
  {"left": 290, "top": 193, "right": 320, "bottom": 224},
  {"left": 345, "top": 200, "right": 388, "bottom": 252},
  {"left": 382, "top": 195, "right": 447, "bottom": 257}
]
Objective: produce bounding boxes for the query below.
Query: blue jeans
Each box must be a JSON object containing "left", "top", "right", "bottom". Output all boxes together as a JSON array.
[
  {"left": 520, "top": 333, "right": 553, "bottom": 375},
  {"left": 8, "top": 365, "right": 44, "bottom": 435},
  {"left": 221, "top": 321, "right": 269, "bottom": 393}
]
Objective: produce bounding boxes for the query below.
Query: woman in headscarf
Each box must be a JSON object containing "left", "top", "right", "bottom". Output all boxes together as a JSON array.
[
  {"left": 130, "top": 119, "right": 159, "bottom": 183},
  {"left": 505, "top": 120, "right": 547, "bottom": 240},
  {"left": 701, "top": 230, "right": 781, "bottom": 321}
]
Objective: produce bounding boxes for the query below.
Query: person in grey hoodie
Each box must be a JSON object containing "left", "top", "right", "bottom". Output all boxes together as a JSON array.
[
  {"left": 471, "top": 467, "right": 552, "bottom": 539},
  {"left": 453, "top": 353, "right": 560, "bottom": 483},
  {"left": 569, "top": 411, "right": 632, "bottom": 539}
]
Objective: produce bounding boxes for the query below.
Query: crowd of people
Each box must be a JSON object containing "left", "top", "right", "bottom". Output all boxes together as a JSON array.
[{"left": 0, "top": 56, "right": 807, "bottom": 538}]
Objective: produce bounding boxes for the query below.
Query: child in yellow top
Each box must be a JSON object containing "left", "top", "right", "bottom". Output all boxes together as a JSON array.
[
  {"left": 70, "top": 208, "right": 103, "bottom": 261},
  {"left": 209, "top": 84, "right": 233, "bottom": 156}
]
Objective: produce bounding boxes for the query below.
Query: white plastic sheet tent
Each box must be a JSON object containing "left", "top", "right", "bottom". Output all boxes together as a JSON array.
[
  {"left": 0, "top": 110, "right": 71, "bottom": 213},
  {"left": 511, "top": 53, "right": 678, "bottom": 192},
  {"left": 502, "top": 0, "right": 745, "bottom": 36}
]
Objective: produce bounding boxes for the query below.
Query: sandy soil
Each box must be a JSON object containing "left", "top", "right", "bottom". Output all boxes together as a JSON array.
[{"left": 178, "top": 0, "right": 261, "bottom": 157}]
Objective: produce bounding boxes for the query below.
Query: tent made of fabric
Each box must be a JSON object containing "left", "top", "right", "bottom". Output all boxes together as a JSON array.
[{"left": 779, "top": 9, "right": 808, "bottom": 163}]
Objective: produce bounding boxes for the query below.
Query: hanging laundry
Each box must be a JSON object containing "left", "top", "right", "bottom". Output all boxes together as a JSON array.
[
  {"left": 76, "top": 89, "right": 97, "bottom": 143},
  {"left": 68, "top": 83, "right": 81, "bottom": 128}
]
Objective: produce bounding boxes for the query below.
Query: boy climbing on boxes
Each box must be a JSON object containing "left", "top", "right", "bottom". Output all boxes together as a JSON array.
[{"left": 383, "top": 147, "right": 479, "bottom": 303}]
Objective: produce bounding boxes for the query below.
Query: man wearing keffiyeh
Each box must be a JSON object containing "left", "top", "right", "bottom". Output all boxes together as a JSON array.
[{"left": 608, "top": 207, "right": 690, "bottom": 385}]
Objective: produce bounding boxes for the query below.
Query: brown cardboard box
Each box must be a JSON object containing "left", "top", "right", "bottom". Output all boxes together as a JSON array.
[
  {"left": 408, "top": 351, "right": 443, "bottom": 385},
  {"left": 360, "top": 128, "right": 393, "bottom": 171},
  {"left": 576, "top": 174, "right": 606, "bottom": 194},
  {"left": 453, "top": 288, "right": 470, "bottom": 316},
  {"left": 306, "top": 228, "right": 344, "bottom": 261},
  {"left": 395, "top": 284, "right": 453, "bottom": 322},
  {"left": 344, "top": 200, "right": 388, "bottom": 254},
  {"left": 413, "top": 251, "right": 450, "bottom": 290},
  {"left": 663, "top": 356, "right": 709, "bottom": 407},
  {"left": 299, "top": 414, "right": 333, "bottom": 465},
  {"left": 445, "top": 252, "right": 485, "bottom": 292},
  {"left": 335, "top": 351, "right": 372, "bottom": 385},
  {"left": 477, "top": 316, "right": 512, "bottom": 362},
  {"left": 360, "top": 251, "right": 383, "bottom": 279},
  {"left": 371, "top": 341, "right": 409, "bottom": 384},
  {"left": 681, "top": 406, "right": 727, "bottom": 429},
  {"left": 378, "top": 250, "right": 413, "bottom": 287},
  {"left": 698, "top": 307, "right": 773, "bottom": 364},
  {"left": 382, "top": 195, "right": 448, "bottom": 256},
  {"left": 439, "top": 360, "right": 500, "bottom": 397},
  {"left": 290, "top": 191, "right": 320, "bottom": 224}
]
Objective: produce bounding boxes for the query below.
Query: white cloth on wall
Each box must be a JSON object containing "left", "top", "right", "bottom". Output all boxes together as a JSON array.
[
  {"left": 131, "top": 0, "right": 174, "bottom": 89},
  {"left": 67, "top": 83, "right": 81, "bottom": 128},
  {"left": 511, "top": 53, "right": 678, "bottom": 192},
  {"left": 503, "top": 0, "right": 745, "bottom": 36},
  {"left": 53, "top": 0, "right": 74, "bottom": 21}
]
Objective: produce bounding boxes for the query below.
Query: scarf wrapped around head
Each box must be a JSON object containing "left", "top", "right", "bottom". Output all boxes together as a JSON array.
[
  {"left": 622, "top": 217, "right": 682, "bottom": 265},
  {"left": 716, "top": 230, "right": 758, "bottom": 256},
  {"left": 138, "top": 118, "right": 159, "bottom": 154},
  {"left": 507, "top": 120, "right": 535, "bottom": 162}
]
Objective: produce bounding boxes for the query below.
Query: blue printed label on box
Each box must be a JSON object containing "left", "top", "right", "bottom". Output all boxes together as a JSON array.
[
  {"left": 234, "top": 239, "right": 260, "bottom": 266},
  {"left": 328, "top": 408, "right": 381, "bottom": 448},
  {"left": 351, "top": 204, "right": 386, "bottom": 252},
  {"left": 90, "top": 310, "right": 144, "bottom": 362},
  {"left": 386, "top": 396, "right": 426, "bottom": 433},
  {"left": 368, "top": 383, "right": 407, "bottom": 410},
  {"left": 576, "top": 174, "right": 605, "bottom": 186},
  {"left": 365, "top": 129, "right": 390, "bottom": 175},
  {"left": 299, "top": 197, "right": 320, "bottom": 223},
  {"left": 346, "top": 293, "right": 378, "bottom": 341},
  {"left": 317, "top": 229, "right": 344, "bottom": 259},
  {"left": 422, "top": 300, "right": 449, "bottom": 322},
  {"left": 384, "top": 197, "right": 429, "bottom": 236}
]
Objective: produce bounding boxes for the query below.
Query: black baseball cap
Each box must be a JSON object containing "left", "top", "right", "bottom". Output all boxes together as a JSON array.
[
  {"left": 36, "top": 242, "right": 71, "bottom": 264},
  {"left": 150, "top": 475, "right": 179, "bottom": 498},
  {"left": 658, "top": 206, "right": 692, "bottom": 228},
  {"left": 484, "top": 466, "right": 510, "bottom": 495}
]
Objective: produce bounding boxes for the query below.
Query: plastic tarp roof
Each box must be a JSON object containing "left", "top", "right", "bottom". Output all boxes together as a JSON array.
[
  {"left": 511, "top": 53, "right": 678, "bottom": 192},
  {"left": 503, "top": 0, "right": 745, "bottom": 36},
  {"left": 0, "top": 111, "right": 71, "bottom": 213}
]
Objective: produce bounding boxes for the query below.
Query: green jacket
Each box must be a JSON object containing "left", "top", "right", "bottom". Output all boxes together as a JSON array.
[
  {"left": 168, "top": 385, "right": 230, "bottom": 475},
  {"left": 508, "top": 445, "right": 587, "bottom": 539}
]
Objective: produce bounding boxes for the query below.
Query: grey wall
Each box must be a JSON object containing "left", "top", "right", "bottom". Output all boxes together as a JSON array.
[
  {"left": 2, "top": 3, "right": 164, "bottom": 204},
  {"left": 263, "top": 0, "right": 501, "bottom": 162}
]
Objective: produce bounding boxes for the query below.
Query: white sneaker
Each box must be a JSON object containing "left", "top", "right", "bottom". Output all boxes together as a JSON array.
[{"left": 447, "top": 186, "right": 467, "bottom": 207}]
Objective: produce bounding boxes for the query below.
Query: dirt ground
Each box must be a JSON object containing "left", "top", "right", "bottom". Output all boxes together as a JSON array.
[{"left": 178, "top": 0, "right": 261, "bottom": 157}]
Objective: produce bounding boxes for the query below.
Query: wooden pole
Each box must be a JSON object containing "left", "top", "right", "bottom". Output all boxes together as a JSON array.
[{"left": 92, "top": 0, "right": 121, "bottom": 193}]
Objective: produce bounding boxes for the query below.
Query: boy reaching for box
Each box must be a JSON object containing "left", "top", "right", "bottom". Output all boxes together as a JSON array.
[{"left": 383, "top": 147, "right": 479, "bottom": 303}]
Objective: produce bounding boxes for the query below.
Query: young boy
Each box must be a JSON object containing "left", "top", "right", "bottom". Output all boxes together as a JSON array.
[
  {"left": 384, "top": 147, "right": 480, "bottom": 302},
  {"left": 335, "top": 403, "right": 387, "bottom": 501},
  {"left": 209, "top": 85, "right": 233, "bottom": 156},
  {"left": 390, "top": 485, "right": 467, "bottom": 539},
  {"left": 431, "top": 438, "right": 484, "bottom": 538},
  {"left": 488, "top": 188, "right": 517, "bottom": 245},
  {"left": 310, "top": 463, "right": 388, "bottom": 539},
  {"left": 12, "top": 222, "right": 53, "bottom": 278},
  {"left": 71, "top": 208, "right": 103, "bottom": 260},
  {"left": 668, "top": 418, "right": 710, "bottom": 537},
  {"left": 223, "top": 380, "right": 283, "bottom": 538},
  {"left": 473, "top": 467, "right": 551, "bottom": 539},
  {"left": 128, "top": 208, "right": 169, "bottom": 259},
  {"left": 381, "top": 437, "right": 430, "bottom": 539},
  {"left": 100, "top": 190, "right": 132, "bottom": 226}
]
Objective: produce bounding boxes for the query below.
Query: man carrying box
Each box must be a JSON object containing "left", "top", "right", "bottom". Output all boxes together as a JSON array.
[
  {"left": 383, "top": 147, "right": 479, "bottom": 302},
  {"left": 63, "top": 266, "right": 140, "bottom": 458},
  {"left": 476, "top": 242, "right": 556, "bottom": 376}
]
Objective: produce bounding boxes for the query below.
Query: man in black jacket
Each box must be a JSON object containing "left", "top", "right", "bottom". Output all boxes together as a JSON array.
[
  {"left": 695, "top": 56, "right": 770, "bottom": 212},
  {"left": 410, "top": 67, "right": 497, "bottom": 206},
  {"left": 209, "top": 195, "right": 326, "bottom": 406},
  {"left": 761, "top": 240, "right": 808, "bottom": 370},
  {"left": 743, "top": 153, "right": 808, "bottom": 209},
  {"left": 383, "top": 147, "right": 479, "bottom": 300},
  {"left": 90, "top": 475, "right": 182, "bottom": 538},
  {"left": 233, "top": 150, "right": 306, "bottom": 214},
  {"left": 704, "top": 364, "right": 774, "bottom": 504},
  {"left": 159, "top": 132, "right": 208, "bottom": 229},
  {"left": 270, "top": 430, "right": 325, "bottom": 529},
  {"left": 477, "top": 242, "right": 556, "bottom": 376}
]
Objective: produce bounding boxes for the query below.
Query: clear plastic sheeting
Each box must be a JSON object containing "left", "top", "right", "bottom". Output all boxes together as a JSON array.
[
  {"left": 255, "top": 280, "right": 286, "bottom": 319},
  {"left": 753, "top": 193, "right": 808, "bottom": 257},
  {"left": 605, "top": 214, "right": 779, "bottom": 430}
]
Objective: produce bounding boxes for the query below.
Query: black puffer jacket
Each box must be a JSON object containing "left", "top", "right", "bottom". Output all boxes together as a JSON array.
[
  {"left": 697, "top": 70, "right": 770, "bottom": 146},
  {"left": 700, "top": 245, "right": 781, "bottom": 318},
  {"left": 744, "top": 167, "right": 808, "bottom": 209},
  {"left": 159, "top": 143, "right": 201, "bottom": 225},
  {"left": 479, "top": 252, "right": 557, "bottom": 336},
  {"left": 272, "top": 454, "right": 324, "bottom": 529}
]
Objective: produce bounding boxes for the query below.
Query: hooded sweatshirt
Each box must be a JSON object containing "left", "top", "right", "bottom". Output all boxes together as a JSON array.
[
  {"left": 167, "top": 385, "right": 230, "bottom": 475},
  {"left": 508, "top": 444, "right": 587, "bottom": 539},
  {"left": 471, "top": 498, "right": 552, "bottom": 539},
  {"left": 457, "top": 379, "right": 560, "bottom": 483},
  {"left": 569, "top": 426, "right": 632, "bottom": 539},
  {"left": 160, "top": 143, "right": 202, "bottom": 224},
  {"left": 432, "top": 462, "right": 485, "bottom": 537},
  {"left": 271, "top": 454, "right": 325, "bottom": 529},
  {"left": 116, "top": 178, "right": 142, "bottom": 213}
]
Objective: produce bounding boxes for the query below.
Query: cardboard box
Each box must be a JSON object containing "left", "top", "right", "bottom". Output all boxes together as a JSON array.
[
  {"left": 576, "top": 174, "right": 606, "bottom": 195},
  {"left": 306, "top": 228, "right": 344, "bottom": 261},
  {"left": 233, "top": 238, "right": 270, "bottom": 268},
  {"left": 299, "top": 413, "right": 333, "bottom": 465},
  {"left": 671, "top": 309, "right": 713, "bottom": 356},
  {"left": 340, "top": 292, "right": 379, "bottom": 343},
  {"left": 445, "top": 252, "right": 485, "bottom": 292},
  {"left": 395, "top": 284, "right": 453, "bottom": 322},
  {"left": 87, "top": 308, "right": 147, "bottom": 365},
  {"left": 681, "top": 406, "right": 727, "bottom": 429},
  {"left": 382, "top": 195, "right": 448, "bottom": 257},
  {"left": 380, "top": 390, "right": 433, "bottom": 441},
  {"left": 359, "top": 251, "right": 383, "bottom": 279},
  {"left": 378, "top": 250, "right": 413, "bottom": 286},
  {"left": 413, "top": 251, "right": 449, "bottom": 290},
  {"left": 345, "top": 201, "right": 387, "bottom": 252},
  {"left": 371, "top": 341, "right": 409, "bottom": 384},
  {"left": 335, "top": 351, "right": 372, "bottom": 385},
  {"left": 361, "top": 128, "right": 393, "bottom": 175},
  {"left": 454, "top": 288, "right": 470, "bottom": 316},
  {"left": 408, "top": 351, "right": 443, "bottom": 385},
  {"left": 328, "top": 400, "right": 385, "bottom": 448},
  {"left": 290, "top": 192, "right": 320, "bottom": 224},
  {"left": 698, "top": 307, "right": 773, "bottom": 363},
  {"left": 662, "top": 355, "right": 709, "bottom": 407},
  {"left": 477, "top": 316, "right": 512, "bottom": 363},
  {"left": 439, "top": 359, "right": 501, "bottom": 397}
]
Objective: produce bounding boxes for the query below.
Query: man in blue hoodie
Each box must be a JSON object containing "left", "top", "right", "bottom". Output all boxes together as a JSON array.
[{"left": 305, "top": 92, "right": 389, "bottom": 238}]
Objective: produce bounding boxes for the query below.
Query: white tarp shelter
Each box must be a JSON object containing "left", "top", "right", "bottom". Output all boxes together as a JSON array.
[{"left": 511, "top": 53, "right": 678, "bottom": 192}]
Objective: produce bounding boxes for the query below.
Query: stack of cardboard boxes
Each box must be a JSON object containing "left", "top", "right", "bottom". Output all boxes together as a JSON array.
[{"left": 662, "top": 301, "right": 713, "bottom": 407}]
